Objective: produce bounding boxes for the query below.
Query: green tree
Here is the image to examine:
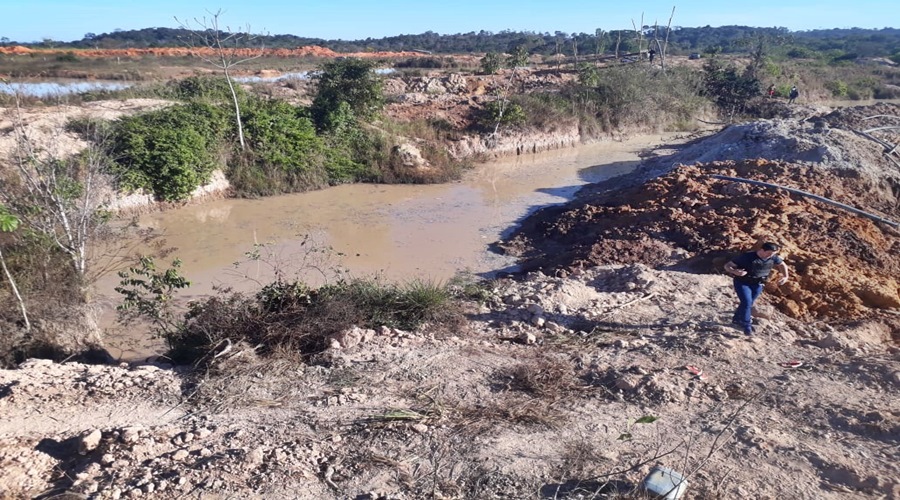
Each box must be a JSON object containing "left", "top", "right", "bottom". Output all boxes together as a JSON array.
[
  {"left": 480, "top": 52, "right": 502, "bottom": 74},
  {"left": 506, "top": 46, "right": 528, "bottom": 68},
  {"left": 311, "top": 58, "right": 384, "bottom": 131}
]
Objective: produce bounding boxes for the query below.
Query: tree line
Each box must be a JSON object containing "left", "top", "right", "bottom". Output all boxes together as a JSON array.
[{"left": 4, "top": 26, "right": 899, "bottom": 60}]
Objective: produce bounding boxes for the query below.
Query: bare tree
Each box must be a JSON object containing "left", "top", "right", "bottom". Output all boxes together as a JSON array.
[
  {"left": 594, "top": 29, "right": 607, "bottom": 67},
  {"left": 0, "top": 207, "right": 29, "bottom": 330},
  {"left": 631, "top": 14, "right": 645, "bottom": 60},
  {"left": 175, "top": 9, "right": 266, "bottom": 151},
  {"left": 651, "top": 7, "right": 677, "bottom": 72},
  {"left": 0, "top": 98, "right": 114, "bottom": 280}
]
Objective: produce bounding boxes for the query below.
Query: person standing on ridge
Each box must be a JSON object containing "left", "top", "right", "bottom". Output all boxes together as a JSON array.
[
  {"left": 788, "top": 85, "right": 799, "bottom": 104},
  {"left": 724, "top": 242, "right": 790, "bottom": 335}
]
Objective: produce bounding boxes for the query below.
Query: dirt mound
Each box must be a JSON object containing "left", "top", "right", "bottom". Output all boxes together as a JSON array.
[
  {"left": 637, "top": 103, "right": 900, "bottom": 182},
  {"left": 0, "top": 45, "right": 427, "bottom": 59},
  {"left": 500, "top": 104, "right": 900, "bottom": 326},
  {"left": 500, "top": 159, "right": 900, "bottom": 324}
]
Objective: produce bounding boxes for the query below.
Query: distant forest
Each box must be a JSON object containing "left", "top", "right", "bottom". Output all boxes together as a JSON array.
[{"left": 5, "top": 25, "right": 900, "bottom": 59}]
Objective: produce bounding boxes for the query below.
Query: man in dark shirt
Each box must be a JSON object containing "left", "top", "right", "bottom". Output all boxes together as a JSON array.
[{"left": 723, "top": 242, "right": 790, "bottom": 335}]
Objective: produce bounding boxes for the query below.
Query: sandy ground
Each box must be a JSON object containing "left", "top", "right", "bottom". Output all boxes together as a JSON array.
[{"left": 1, "top": 264, "right": 898, "bottom": 499}]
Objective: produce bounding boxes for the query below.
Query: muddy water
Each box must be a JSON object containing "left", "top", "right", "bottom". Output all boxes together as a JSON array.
[{"left": 96, "top": 133, "right": 682, "bottom": 359}]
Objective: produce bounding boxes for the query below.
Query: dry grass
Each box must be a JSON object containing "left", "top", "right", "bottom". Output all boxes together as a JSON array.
[{"left": 492, "top": 353, "right": 580, "bottom": 398}]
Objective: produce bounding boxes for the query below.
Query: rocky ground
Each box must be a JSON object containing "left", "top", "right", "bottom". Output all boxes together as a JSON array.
[
  {"left": 1, "top": 72, "right": 899, "bottom": 499},
  {"left": 1, "top": 264, "right": 898, "bottom": 499}
]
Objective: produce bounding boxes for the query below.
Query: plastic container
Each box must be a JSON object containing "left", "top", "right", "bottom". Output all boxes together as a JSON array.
[{"left": 641, "top": 465, "right": 689, "bottom": 500}]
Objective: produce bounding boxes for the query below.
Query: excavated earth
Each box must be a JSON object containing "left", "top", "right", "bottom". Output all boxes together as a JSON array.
[{"left": 500, "top": 103, "right": 900, "bottom": 339}]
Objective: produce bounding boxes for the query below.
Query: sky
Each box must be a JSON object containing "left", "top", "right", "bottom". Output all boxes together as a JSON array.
[{"left": 2, "top": 0, "right": 898, "bottom": 44}]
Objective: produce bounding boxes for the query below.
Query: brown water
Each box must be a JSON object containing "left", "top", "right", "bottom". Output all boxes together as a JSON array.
[{"left": 96, "top": 133, "right": 682, "bottom": 359}]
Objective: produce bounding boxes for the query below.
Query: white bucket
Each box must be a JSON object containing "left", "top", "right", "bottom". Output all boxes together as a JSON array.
[{"left": 641, "top": 465, "right": 689, "bottom": 500}]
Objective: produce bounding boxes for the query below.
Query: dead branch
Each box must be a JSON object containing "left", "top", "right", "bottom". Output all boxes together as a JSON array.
[
  {"left": 861, "top": 115, "right": 900, "bottom": 121},
  {"left": 592, "top": 292, "right": 657, "bottom": 320},
  {"left": 862, "top": 126, "right": 900, "bottom": 134},
  {"left": 851, "top": 128, "right": 896, "bottom": 151},
  {"left": 710, "top": 175, "right": 900, "bottom": 228}
]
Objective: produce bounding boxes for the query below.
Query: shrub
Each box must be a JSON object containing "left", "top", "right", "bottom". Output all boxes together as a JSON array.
[
  {"left": 825, "top": 80, "right": 849, "bottom": 97},
  {"left": 474, "top": 99, "right": 526, "bottom": 131},
  {"left": 242, "top": 100, "right": 326, "bottom": 175},
  {"left": 394, "top": 57, "right": 457, "bottom": 69},
  {"left": 55, "top": 52, "right": 78, "bottom": 62},
  {"left": 873, "top": 84, "right": 900, "bottom": 99},
  {"left": 786, "top": 47, "right": 816, "bottom": 59},
  {"left": 168, "top": 75, "right": 246, "bottom": 103},
  {"left": 311, "top": 58, "right": 384, "bottom": 131},
  {"left": 110, "top": 102, "right": 230, "bottom": 201},
  {"left": 513, "top": 92, "right": 577, "bottom": 133},
  {"left": 480, "top": 52, "right": 502, "bottom": 75},
  {"left": 165, "top": 277, "right": 464, "bottom": 364},
  {"left": 702, "top": 59, "right": 761, "bottom": 118}
]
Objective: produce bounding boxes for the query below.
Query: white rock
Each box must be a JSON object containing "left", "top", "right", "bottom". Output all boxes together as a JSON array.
[
  {"left": 79, "top": 429, "right": 103, "bottom": 455},
  {"left": 519, "top": 332, "right": 537, "bottom": 345},
  {"left": 244, "top": 447, "right": 265, "bottom": 469},
  {"left": 120, "top": 426, "right": 143, "bottom": 444}
]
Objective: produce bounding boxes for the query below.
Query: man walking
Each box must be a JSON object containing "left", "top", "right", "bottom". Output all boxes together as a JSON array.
[
  {"left": 788, "top": 86, "right": 799, "bottom": 104},
  {"left": 724, "top": 242, "right": 790, "bottom": 335}
]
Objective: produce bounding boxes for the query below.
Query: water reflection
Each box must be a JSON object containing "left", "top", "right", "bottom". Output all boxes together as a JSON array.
[{"left": 0, "top": 80, "right": 130, "bottom": 97}]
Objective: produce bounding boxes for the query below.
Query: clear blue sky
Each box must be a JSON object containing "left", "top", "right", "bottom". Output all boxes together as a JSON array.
[{"left": 3, "top": 0, "right": 897, "bottom": 43}]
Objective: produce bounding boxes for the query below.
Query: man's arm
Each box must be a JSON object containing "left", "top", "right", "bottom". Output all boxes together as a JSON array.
[
  {"left": 724, "top": 260, "right": 747, "bottom": 276},
  {"left": 776, "top": 262, "right": 790, "bottom": 285}
]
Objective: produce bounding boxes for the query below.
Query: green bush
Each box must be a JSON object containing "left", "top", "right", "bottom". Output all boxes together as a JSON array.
[
  {"left": 480, "top": 52, "right": 502, "bottom": 75},
  {"left": 110, "top": 102, "right": 230, "bottom": 201},
  {"left": 311, "top": 58, "right": 384, "bottom": 131},
  {"left": 242, "top": 99, "right": 324, "bottom": 172},
  {"left": 168, "top": 75, "right": 246, "bottom": 103},
  {"left": 228, "top": 98, "right": 374, "bottom": 196},
  {"left": 55, "top": 52, "right": 78, "bottom": 62},
  {"left": 474, "top": 99, "right": 527, "bottom": 131},
  {"left": 825, "top": 80, "right": 849, "bottom": 97},
  {"left": 786, "top": 46, "right": 816, "bottom": 59},
  {"left": 513, "top": 92, "right": 577, "bottom": 132}
]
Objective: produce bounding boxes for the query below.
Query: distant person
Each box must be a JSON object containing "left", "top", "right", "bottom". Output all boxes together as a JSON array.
[
  {"left": 724, "top": 242, "right": 790, "bottom": 335},
  {"left": 767, "top": 84, "right": 776, "bottom": 98},
  {"left": 788, "top": 85, "right": 799, "bottom": 104},
  {"left": 648, "top": 48, "right": 656, "bottom": 63}
]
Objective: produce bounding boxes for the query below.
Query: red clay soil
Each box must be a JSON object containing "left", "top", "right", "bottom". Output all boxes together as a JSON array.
[
  {"left": 0, "top": 45, "right": 426, "bottom": 59},
  {"left": 499, "top": 159, "right": 900, "bottom": 325}
]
